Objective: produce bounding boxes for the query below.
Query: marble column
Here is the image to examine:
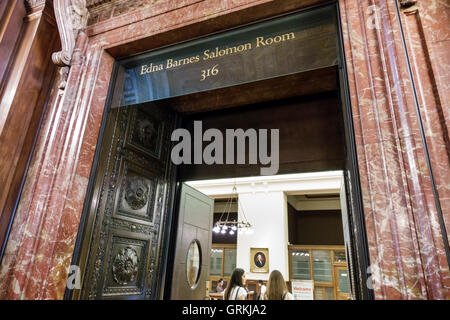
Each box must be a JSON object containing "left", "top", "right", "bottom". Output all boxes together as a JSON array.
[
  {"left": 339, "top": 0, "right": 449, "bottom": 299},
  {"left": 397, "top": 0, "right": 450, "bottom": 242},
  {"left": 0, "top": 31, "right": 115, "bottom": 299}
]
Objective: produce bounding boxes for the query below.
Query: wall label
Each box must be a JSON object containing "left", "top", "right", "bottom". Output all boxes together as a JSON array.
[{"left": 114, "top": 5, "right": 338, "bottom": 107}]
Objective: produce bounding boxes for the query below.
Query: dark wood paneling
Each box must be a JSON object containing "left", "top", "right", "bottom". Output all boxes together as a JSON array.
[
  {"left": 288, "top": 203, "right": 297, "bottom": 244},
  {"left": 288, "top": 209, "right": 344, "bottom": 245},
  {"left": 160, "top": 67, "right": 337, "bottom": 114},
  {"left": 178, "top": 90, "right": 345, "bottom": 181}
]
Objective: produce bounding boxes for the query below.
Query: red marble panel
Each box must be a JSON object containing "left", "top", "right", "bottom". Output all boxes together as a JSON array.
[
  {"left": 0, "top": 3, "right": 60, "bottom": 293},
  {"left": 399, "top": 1, "right": 450, "bottom": 243},
  {"left": 339, "top": 0, "right": 449, "bottom": 299},
  {"left": 41, "top": 46, "right": 115, "bottom": 300},
  {"left": 0, "top": 31, "right": 91, "bottom": 299}
]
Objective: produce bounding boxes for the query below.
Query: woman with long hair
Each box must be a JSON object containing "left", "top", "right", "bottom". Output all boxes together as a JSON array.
[
  {"left": 263, "top": 270, "right": 293, "bottom": 300},
  {"left": 223, "top": 268, "right": 247, "bottom": 300}
]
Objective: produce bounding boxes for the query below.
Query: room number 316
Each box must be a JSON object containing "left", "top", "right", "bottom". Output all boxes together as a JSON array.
[{"left": 200, "top": 64, "right": 219, "bottom": 81}]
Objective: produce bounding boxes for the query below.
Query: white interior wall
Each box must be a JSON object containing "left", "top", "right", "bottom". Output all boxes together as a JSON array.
[
  {"left": 186, "top": 171, "right": 343, "bottom": 281},
  {"left": 237, "top": 191, "right": 289, "bottom": 280}
]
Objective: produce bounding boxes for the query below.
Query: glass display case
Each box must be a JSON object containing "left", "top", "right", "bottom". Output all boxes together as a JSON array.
[
  {"left": 338, "top": 269, "right": 350, "bottom": 293},
  {"left": 314, "top": 286, "right": 334, "bottom": 300},
  {"left": 209, "top": 244, "right": 237, "bottom": 292},
  {"left": 291, "top": 250, "right": 311, "bottom": 280},
  {"left": 210, "top": 248, "right": 223, "bottom": 276},
  {"left": 288, "top": 245, "right": 349, "bottom": 300},
  {"left": 334, "top": 250, "right": 346, "bottom": 263},
  {"left": 224, "top": 248, "right": 237, "bottom": 276},
  {"left": 312, "top": 250, "right": 332, "bottom": 282}
]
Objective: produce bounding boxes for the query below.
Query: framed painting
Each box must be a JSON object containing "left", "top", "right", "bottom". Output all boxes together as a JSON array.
[{"left": 250, "top": 248, "right": 269, "bottom": 273}]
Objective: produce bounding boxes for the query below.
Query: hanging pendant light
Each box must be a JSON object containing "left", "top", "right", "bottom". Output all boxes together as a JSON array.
[{"left": 215, "top": 184, "right": 253, "bottom": 236}]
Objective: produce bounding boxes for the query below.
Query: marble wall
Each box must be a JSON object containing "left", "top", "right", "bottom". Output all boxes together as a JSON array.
[
  {"left": 339, "top": 0, "right": 449, "bottom": 299},
  {"left": 397, "top": 0, "right": 450, "bottom": 243},
  {"left": 0, "top": 0, "right": 448, "bottom": 299}
]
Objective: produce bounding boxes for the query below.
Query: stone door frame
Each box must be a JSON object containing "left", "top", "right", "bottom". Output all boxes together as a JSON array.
[{"left": 0, "top": 0, "right": 448, "bottom": 300}]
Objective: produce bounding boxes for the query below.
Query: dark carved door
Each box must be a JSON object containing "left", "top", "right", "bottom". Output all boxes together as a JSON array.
[
  {"left": 74, "top": 103, "right": 177, "bottom": 300},
  {"left": 171, "top": 184, "right": 214, "bottom": 299}
]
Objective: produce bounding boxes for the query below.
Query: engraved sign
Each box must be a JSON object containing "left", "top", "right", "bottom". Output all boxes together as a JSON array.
[{"left": 114, "top": 5, "right": 338, "bottom": 107}]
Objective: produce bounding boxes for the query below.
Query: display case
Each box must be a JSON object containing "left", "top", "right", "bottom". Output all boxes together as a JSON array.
[
  {"left": 209, "top": 244, "right": 237, "bottom": 293},
  {"left": 288, "top": 245, "right": 349, "bottom": 300},
  {"left": 291, "top": 250, "right": 310, "bottom": 280},
  {"left": 210, "top": 248, "right": 223, "bottom": 276},
  {"left": 312, "top": 250, "right": 333, "bottom": 283},
  {"left": 224, "top": 248, "right": 237, "bottom": 276}
]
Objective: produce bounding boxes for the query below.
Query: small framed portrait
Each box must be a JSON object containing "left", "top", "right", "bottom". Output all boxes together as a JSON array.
[{"left": 250, "top": 248, "right": 269, "bottom": 273}]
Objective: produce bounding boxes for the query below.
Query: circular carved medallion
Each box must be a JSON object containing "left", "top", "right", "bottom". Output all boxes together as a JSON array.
[
  {"left": 112, "top": 247, "right": 139, "bottom": 285},
  {"left": 135, "top": 117, "right": 156, "bottom": 149},
  {"left": 124, "top": 176, "right": 149, "bottom": 210}
]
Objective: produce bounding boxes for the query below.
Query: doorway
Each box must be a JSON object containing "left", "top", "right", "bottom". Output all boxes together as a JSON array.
[
  {"left": 184, "top": 171, "right": 351, "bottom": 300},
  {"left": 67, "top": 3, "right": 371, "bottom": 300}
]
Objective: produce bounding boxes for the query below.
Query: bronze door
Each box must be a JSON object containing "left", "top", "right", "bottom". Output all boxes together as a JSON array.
[
  {"left": 74, "top": 103, "right": 177, "bottom": 300},
  {"left": 171, "top": 183, "right": 214, "bottom": 300}
]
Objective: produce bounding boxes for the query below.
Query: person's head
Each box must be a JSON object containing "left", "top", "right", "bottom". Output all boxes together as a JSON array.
[
  {"left": 257, "top": 254, "right": 263, "bottom": 261},
  {"left": 258, "top": 280, "right": 263, "bottom": 287},
  {"left": 265, "top": 270, "right": 287, "bottom": 300},
  {"left": 224, "top": 268, "right": 246, "bottom": 300},
  {"left": 218, "top": 278, "right": 224, "bottom": 286}
]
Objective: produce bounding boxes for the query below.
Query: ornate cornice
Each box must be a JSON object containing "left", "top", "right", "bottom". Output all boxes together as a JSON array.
[
  {"left": 399, "top": 0, "right": 418, "bottom": 8},
  {"left": 86, "top": 0, "right": 112, "bottom": 8},
  {"left": 52, "top": 0, "right": 89, "bottom": 66},
  {"left": 24, "top": 0, "right": 47, "bottom": 9}
]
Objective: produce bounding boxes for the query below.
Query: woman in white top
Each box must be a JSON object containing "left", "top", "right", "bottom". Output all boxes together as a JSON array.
[
  {"left": 262, "top": 270, "right": 294, "bottom": 300},
  {"left": 224, "top": 268, "right": 247, "bottom": 300}
]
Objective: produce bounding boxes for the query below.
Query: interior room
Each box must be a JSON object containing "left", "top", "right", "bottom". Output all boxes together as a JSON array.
[{"left": 186, "top": 171, "right": 350, "bottom": 300}]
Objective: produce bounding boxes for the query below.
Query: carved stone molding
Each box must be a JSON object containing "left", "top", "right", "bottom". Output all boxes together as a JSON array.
[
  {"left": 52, "top": 0, "right": 89, "bottom": 66},
  {"left": 58, "top": 67, "right": 70, "bottom": 89},
  {"left": 86, "top": 0, "right": 112, "bottom": 8},
  {"left": 399, "top": 0, "right": 418, "bottom": 8},
  {"left": 24, "top": 0, "right": 47, "bottom": 13}
]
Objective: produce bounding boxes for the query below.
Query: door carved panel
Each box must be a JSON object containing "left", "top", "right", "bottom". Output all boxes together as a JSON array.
[{"left": 78, "top": 104, "right": 176, "bottom": 300}]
